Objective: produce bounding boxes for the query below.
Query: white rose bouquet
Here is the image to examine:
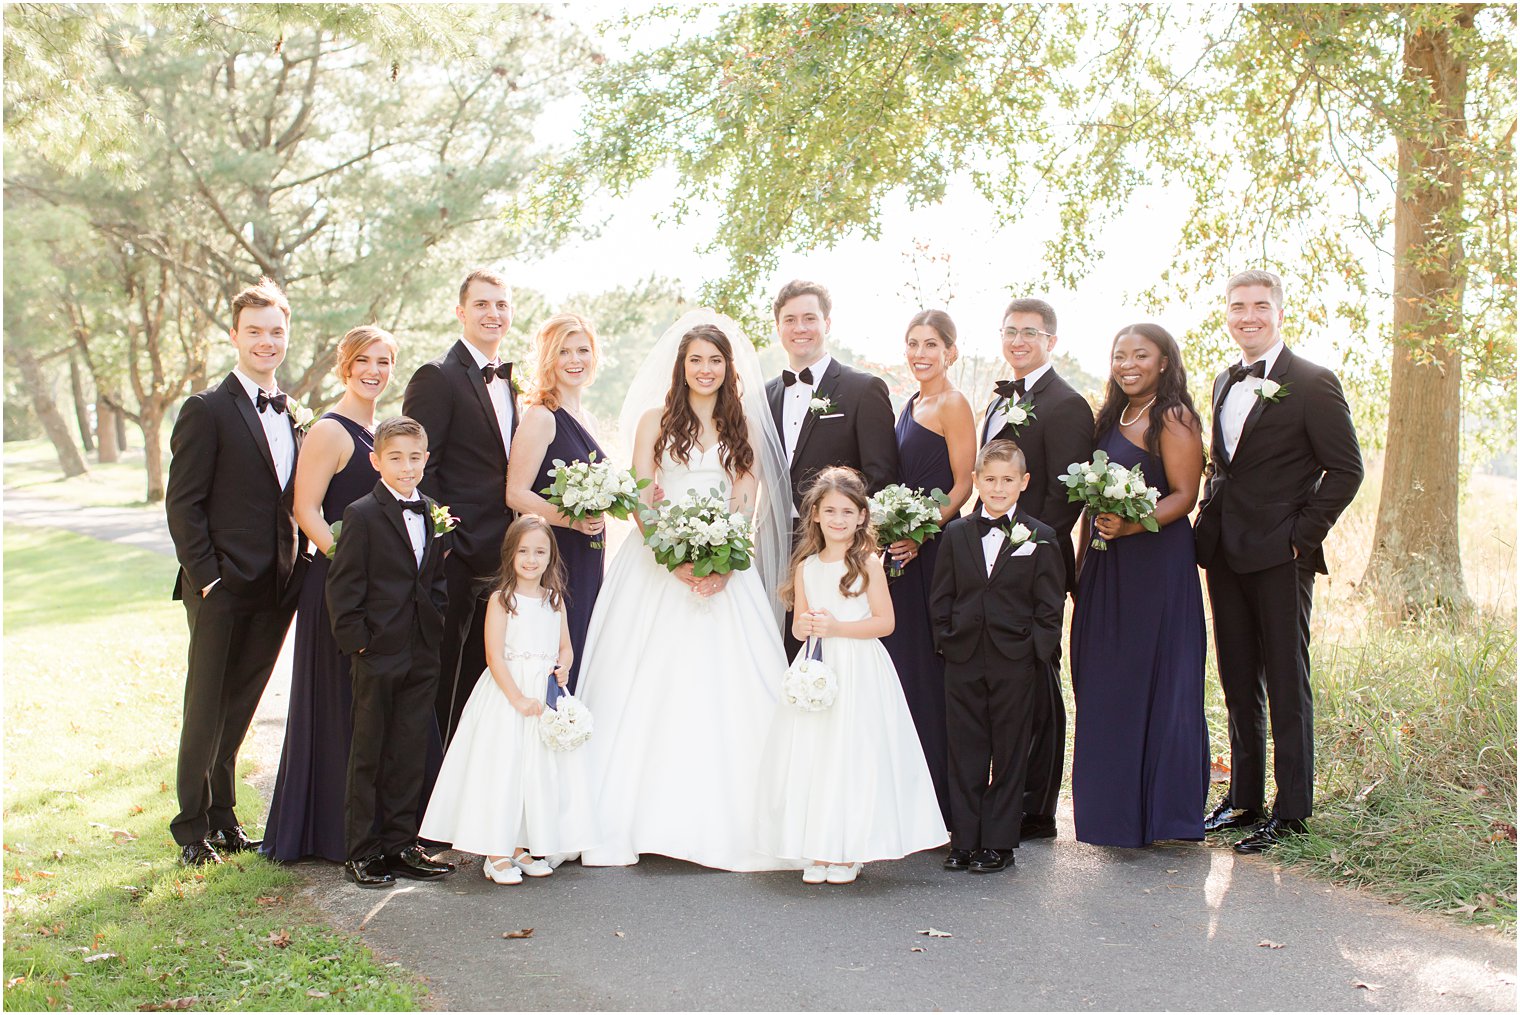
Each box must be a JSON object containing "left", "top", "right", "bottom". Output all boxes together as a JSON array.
[
  {"left": 541, "top": 452, "right": 648, "bottom": 549},
  {"left": 868, "top": 484, "right": 950, "bottom": 577},
  {"left": 538, "top": 691, "right": 594, "bottom": 751},
  {"left": 782, "top": 638, "right": 838, "bottom": 712},
  {"left": 1057, "top": 450, "right": 1161, "bottom": 551},
  {"left": 640, "top": 488, "right": 755, "bottom": 578}
]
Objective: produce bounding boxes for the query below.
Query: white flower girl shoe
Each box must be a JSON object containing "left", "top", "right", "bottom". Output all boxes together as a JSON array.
[
  {"left": 511, "top": 851, "right": 554, "bottom": 878},
  {"left": 802, "top": 863, "right": 829, "bottom": 884},
  {"left": 483, "top": 856, "right": 523, "bottom": 885},
  {"left": 825, "top": 863, "right": 863, "bottom": 884}
]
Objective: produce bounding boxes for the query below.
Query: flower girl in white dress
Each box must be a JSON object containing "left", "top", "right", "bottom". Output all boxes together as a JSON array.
[
  {"left": 421, "top": 516, "right": 598, "bottom": 884},
  {"left": 757, "top": 467, "right": 949, "bottom": 884}
]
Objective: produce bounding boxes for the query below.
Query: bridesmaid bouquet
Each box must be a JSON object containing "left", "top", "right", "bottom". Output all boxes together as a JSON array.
[
  {"left": 541, "top": 452, "right": 648, "bottom": 549},
  {"left": 640, "top": 489, "right": 755, "bottom": 577},
  {"left": 539, "top": 688, "right": 595, "bottom": 751},
  {"left": 782, "top": 637, "right": 838, "bottom": 712},
  {"left": 868, "top": 484, "right": 950, "bottom": 577},
  {"left": 1057, "top": 450, "right": 1161, "bottom": 551}
]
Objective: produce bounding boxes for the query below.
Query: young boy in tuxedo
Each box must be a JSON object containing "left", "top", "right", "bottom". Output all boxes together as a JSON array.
[
  {"left": 929, "top": 439, "right": 1064, "bottom": 873},
  {"left": 326, "top": 417, "right": 455, "bottom": 888}
]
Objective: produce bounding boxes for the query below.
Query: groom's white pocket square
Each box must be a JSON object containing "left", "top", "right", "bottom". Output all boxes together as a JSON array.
[
  {"left": 1011, "top": 542, "right": 1037, "bottom": 557},
  {"left": 819, "top": 413, "right": 845, "bottom": 420}
]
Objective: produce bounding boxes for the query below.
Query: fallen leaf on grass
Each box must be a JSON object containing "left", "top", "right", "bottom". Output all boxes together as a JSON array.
[
  {"left": 917, "top": 928, "right": 952, "bottom": 938},
  {"left": 1354, "top": 779, "right": 1382, "bottom": 804},
  {"left": 129, "top": 805, "right": 144, "bottom": 815},
  {"left": 34, "top": 871, "right": 55, "bottom": 879},
  {"left": 255, "top": 896, "right": 283, "bottom": 907},
  {"left": 502, "top": 928, "right": 534, "bottom": 939},
  {"left": 265, "top": 931, "right": 291, "bottom": 949},
  {"left": 1257, "top": 940, "right": 1285, "bottom": 949},
  {"left": 306, "top": 989, "right": 329, "bottom": 998},
  {"left": 1353, "top": 981, "right": 1381, "bottom": 991},
  {"left": 137, "top": 999, "right": 196, "bottom": 1011},
  {"left": 1209, "top": 757, "right": 1230, "bottom": 782},
  {"left": 52, "top": 850, "right": 65, "bottom": 861},
  {"left": 82, "top": 952, "right": 118, "bottom": 964},
  {"left": 112, "top": 830, "right": 137, "bottom": 845},
  {"left": 1487, "top": 821, "right": 1517, "bottom": 843},
  {"left": 6, "top": 977, "right": 24, "bottom": 988}
]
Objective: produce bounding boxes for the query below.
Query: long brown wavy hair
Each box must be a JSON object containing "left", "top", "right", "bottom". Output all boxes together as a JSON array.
[
  {"left": 781, "top": 466, "right": 877, "bottom": 608},
  {"left": 654, "top": 323, "right": 754, "bottom": 479},
  {"left": 490, "top": 514, "right": 567, "bottom": 615}
]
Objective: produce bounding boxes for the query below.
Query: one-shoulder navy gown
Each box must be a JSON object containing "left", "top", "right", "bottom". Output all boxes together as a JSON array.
[
  {"left": 1070, "top": 428, "right": 1208, "bottom": 847},
  {"left": 880, "top": 394, "right": 952, "bottom": 823},
  {"left": 530, "top": 407, "right": 607, "bottom": 693},
  {"left": 262, "top": 413, "right": 442, "bottom": 862}
]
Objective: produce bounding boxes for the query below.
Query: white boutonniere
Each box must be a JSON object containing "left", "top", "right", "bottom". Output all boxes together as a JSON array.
[
  {"left": 429, "top": 503, "right": 460, "bottom": 537},
  {"left": 1255, "top": 379, "right": 1290, "bottom": 404},
  {"left": 288, "top": 400, "right": 315, "bottom": 432},
  {"left": 1007, "top": 522, "right": 1043, "bottom": 548},
  {"left": 998, "top": 396, "right": 1037, "bottom": 434},
  {"left": 809, "top": 395, "right": 837, "bottom": 416}
]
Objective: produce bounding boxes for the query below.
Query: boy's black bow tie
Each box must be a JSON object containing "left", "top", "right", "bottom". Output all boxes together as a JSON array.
[
  {"left": 977, "top": 514, "right": 1012, "bottom": 535},
  {"left": 399, "top": 500, "right": 426, "bottom": 514}
]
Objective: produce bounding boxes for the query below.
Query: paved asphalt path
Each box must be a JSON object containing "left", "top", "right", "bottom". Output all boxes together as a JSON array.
[{"left": 7, "top": 492, "right": 1517, "bottom": 1010}]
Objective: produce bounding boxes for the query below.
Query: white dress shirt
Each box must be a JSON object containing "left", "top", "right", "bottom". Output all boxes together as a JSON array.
[
  {"left": 1220, "top": 340, "right": 1284, "bottom": 458},
  {"left": 986, "top": 361, "right": 1052, "bottom": 440},
  {"left": 383, "top": 481, "right": 426, "bottom": 568},
  {"left": 461, "top": 340, "right": 514, "bottom": 459},
  {"left": 232, "top": 368, "right": 294, "bottom": 489},
  {"left": 781, "top": 353, "right": 833, "bottom": 464},
  {"left": 980, "top": 510, "right": 1010, "bottom": 576}
]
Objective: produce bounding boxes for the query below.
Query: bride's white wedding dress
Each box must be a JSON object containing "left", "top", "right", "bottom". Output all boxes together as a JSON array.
[{"left": 575, "top": 444, "right": 797, "bottom": 871}]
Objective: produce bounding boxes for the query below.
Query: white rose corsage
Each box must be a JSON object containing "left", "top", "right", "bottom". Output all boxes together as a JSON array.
[
  {"left": 782, "top": 637, "right": 838, "bottom": 712},
  {"left": 1255, "top": 379, "right": 1289, "bottom": 403},
  {"left": 809, "top": 395, "right": 837, "bottom": 416},
  {"left": 288, "top": 400, "right": 316, "bottom": 432}
]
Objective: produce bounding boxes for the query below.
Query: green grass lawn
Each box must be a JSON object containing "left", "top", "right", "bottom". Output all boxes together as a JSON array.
[
  {"left": 2, "top": 525, "right": 427, "bottom": 1011},
  {"left": 3, "top": 439, "right": 163, "bottom": 508}
]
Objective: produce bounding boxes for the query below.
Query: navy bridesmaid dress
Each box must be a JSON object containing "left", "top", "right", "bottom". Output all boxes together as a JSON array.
[
  {"left": 530, "top": 407, "right": 607, "bottom": 693},
  {"left": 262, "top": 413, "right": 442, "bottom": 862},
  {"left": 1070, "top": 427, "right": 1208, "bottom": 847},
  {"left": 880, "top": 393, "right": 952, "bottom": 823}
]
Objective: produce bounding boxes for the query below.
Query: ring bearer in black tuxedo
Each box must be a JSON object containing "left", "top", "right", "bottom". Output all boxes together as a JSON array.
[
  {"left": 765, "top": 279, "right": 899, "bottom": 657},
  {"left": 1195, "top": 270, "right": 1362, "bottom": 854},
  {"left": 979, "top": 298, "right": 1095, "bottom": 841},
  {"left": 326, "top": 417, "right": 455, "bottom": 887},
  {"left": 165, "top": 278, "right": 309, "bottom": 866},
  {"left": 403, "top": 268, "right": 519, "bottom": 744},
  {"left": 931, "top": 440, "right": 1065, "bottom": 873}
]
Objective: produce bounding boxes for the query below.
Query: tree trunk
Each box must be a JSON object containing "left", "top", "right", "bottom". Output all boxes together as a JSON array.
[
  {"left": 116, "top": 407, "right": 128, "bottom": 450},
  {"left": 97, "top": 398, "right": 122, "bottom": 463},
  {"left": 11, "top": 348, "right": 90, "bottom": 477},
  {"left": 69, "top": 352, "right": 94, "bottom": 452},
  {"left": 1363, "top": 9, "right": 1472, "bottom": 617},
  {"left": 139, "top": 404, "right": 167, "bottom": 503}
]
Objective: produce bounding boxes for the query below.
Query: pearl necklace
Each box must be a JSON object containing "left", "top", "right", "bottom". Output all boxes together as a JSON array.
[{"left": 1120, "top": 396, "right": 1157, "bottom": 427}]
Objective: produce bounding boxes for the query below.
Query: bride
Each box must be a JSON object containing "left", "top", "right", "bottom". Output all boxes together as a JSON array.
[{"left": 575, "top": 311, "right": 797, "bottom": 871}]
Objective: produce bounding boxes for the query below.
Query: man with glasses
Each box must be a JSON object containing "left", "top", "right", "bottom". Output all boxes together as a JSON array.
[{"left": 979, "top": 297, "right": 1095, "bottom": 842}]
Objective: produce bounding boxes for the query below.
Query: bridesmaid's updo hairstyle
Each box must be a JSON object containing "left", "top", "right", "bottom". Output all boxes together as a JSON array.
[
  {"left": 335, "top": 325, "right": 399, "bottom": 381},
  {"left": 1093, "top": 323, "right": 1201, "bottom": 458},
  {"left": 492, "top": 514, "right": 567, "bottom": 616},
  {"left": 656, "top": 323, "right": 755, "bottom": 480},
  {"left": 782, "top": 466, "right": 877, "bottom": 608},
  {"left": 905, "top": 309, "right": 959, "bottom": 366},
  {"left": 528, "top": 313, "right": 599, "bottom": 411}
]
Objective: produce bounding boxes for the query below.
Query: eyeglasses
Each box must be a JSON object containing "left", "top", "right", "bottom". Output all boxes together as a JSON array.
[{"left": 1002, "top": 327, "right": 1053, "bottom": 341}]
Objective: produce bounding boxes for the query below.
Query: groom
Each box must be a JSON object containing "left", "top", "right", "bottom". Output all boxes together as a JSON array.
[
  {"left": 165, "top": 277, "right": 308, "bottom": 866},
  {"left": 766, "top": 279, "right": 898, "bottom": 655},
  {"left": 1195, "top": 269, "right": 1363, "bottom": 854},
  {"left": 402, "top": 267, "right": 519, "bottom": 745}
]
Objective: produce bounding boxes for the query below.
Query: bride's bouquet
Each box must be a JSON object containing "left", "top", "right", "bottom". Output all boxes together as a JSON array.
[
  {"left": 539, "top": 680, "right": 594, "bottom": 751},
  {"left": 541, "top": 452, "right": 648, "bottom": 549},
  {"left": 868, "top": 484, "right": 950, "bottom": 577},
  {"left": 781, "top": 638, "right": 838, "bottom": 712},
  {"left": 640, "top": 488, "right": 755, "bottom": 577},
  {"left": 1057, "top": 450, "right": 1160, "bottom": 551}
]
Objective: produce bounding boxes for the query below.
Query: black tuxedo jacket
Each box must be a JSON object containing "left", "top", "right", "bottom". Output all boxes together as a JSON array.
[
  {"left": 165, "top": 373, "right": 307, "bottom": 608},
  {"left": 766, "top": 357, "right": 899, "bottom": 509},
  {"left": 402, "top": 339, "right": 518, "bottom": 576},
  {"left": 929, "top": 509, "right": 1065, "bottom": 666},
  {"left": 979, "top": 369, "right": 1095, "bottom": 591},
  {"left": 325, "top": 483, "right": 451, "bottom": 658},
  {"left": 1195, "top": 345, "right": 1363, "bottom": 575}
]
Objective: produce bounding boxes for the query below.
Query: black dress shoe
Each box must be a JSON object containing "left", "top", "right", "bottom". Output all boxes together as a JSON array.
[
  {"left": 208, "top": 825, "right": 261, "bottom": 854},
  {"left": 387, "top": 845, "right": 455, "bottom": 880},
  {"left": 969, "top": 848, "right": 1013, "bottom": 873},
  {"left": 1020, "top": 814, "right": 1058, "bottom": 840},
  {"left": 1233, "top": 816, "right": 1308, "bottom": 855},
  {"left": 1203, "top": 798, "right": 1263, "bottom": 834},
  {"left": 179, "top": 839, "right": 223, "bottom": 867},
  {"left": 943, "top": 849, "right": 973, "bottom": 871},
  {"left": 344, "top": 855, "right": 396, "bottom": 888}
]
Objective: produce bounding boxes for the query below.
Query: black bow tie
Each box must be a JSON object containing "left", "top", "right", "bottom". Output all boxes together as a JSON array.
[
  {"left": 1227, "top": 360, "right": 1267, "bottom": 384},
  {"left": 977, "top": 514, "right": 1012, "bottom": 535},
  {"left": 482, "top": 361, "right": 513, "bottom": 383},
  {"left": 399, "top": 499, "right": 426, "bottom": 514},
  {"left": 255, "top": 390, "right": 287, "bottom": 414},
  {"left": 782, "top": 366, "right": 815, "bottom": 387},
  {"left": 993, "top": 378, "right": 1026, "bottom": 400}
]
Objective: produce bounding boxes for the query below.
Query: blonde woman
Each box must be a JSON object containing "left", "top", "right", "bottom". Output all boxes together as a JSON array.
[{"left": 505, "top": 313, "right": 608, "bottom": 692}]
